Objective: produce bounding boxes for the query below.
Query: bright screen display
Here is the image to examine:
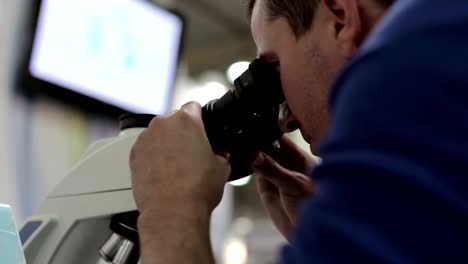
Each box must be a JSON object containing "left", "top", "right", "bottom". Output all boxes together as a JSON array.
[{"left": 29, "top": 0, "right": 183, "bottom": 114}]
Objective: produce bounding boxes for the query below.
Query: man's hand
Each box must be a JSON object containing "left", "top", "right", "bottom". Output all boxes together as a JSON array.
[
  {"left": 129, "top": 102, "right": 230, "bottom": 264},
  {"left": 130, "top": 102, "right": 230, "bottom": 216},
  {"left": 253, "top": 135, "right": 317, "bottom": 240}
]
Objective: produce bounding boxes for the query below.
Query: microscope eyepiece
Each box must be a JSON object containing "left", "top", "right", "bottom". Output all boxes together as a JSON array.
[
  {"left": 120, "top": 57, "right": 285, "bottom": 182},
  {"left": 202, "top": 57, "right": 285, "bottom": 181}
]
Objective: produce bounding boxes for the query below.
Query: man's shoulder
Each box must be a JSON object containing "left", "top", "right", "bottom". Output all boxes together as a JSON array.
[
  {"left": 330, "top": 0, "right": 468, "bottom": 106},
  {"left": 360, "top": 0, "right": 468, "bottom": 54}
]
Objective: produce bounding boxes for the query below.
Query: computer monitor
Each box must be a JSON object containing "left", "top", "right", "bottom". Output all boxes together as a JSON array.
[{"left": 24, "top": 0, "right": 184, "bottom": 115}]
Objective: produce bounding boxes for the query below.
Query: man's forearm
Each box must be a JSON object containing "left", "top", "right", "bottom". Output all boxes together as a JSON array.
[{"left": 137, "top": 206, "right": 214, "bottom": 264}]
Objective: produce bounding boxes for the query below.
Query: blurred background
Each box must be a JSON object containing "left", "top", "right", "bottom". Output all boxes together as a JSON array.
[{"left": 0, "top": 0, "right": 311, "bottom": 262}]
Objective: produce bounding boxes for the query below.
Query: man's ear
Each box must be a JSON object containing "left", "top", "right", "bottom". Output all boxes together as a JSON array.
[{"left": 323, "top": 0, "right": 363, "bottom": 58}]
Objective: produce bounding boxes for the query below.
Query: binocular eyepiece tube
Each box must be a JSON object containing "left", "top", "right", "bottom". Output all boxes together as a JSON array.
[
  {"left": 119, "top": 57, "right": 285, "bottom": 181},
  {"left": 201, "top": 57, "right": 285, "bottom": 181}
]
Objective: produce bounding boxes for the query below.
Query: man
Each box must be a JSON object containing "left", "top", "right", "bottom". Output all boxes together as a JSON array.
[{"left": 130, "top": 0, "right": 468, "bottom": 262}]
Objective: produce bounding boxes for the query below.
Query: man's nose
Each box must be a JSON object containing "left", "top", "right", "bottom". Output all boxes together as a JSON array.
[{"left": 279, "top": 103, "right": 299, "bottom": 133}]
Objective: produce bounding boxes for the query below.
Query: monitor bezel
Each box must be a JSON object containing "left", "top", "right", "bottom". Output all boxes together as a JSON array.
[{"left": 18, "top": 0, "right": 186, "bottom": 118}]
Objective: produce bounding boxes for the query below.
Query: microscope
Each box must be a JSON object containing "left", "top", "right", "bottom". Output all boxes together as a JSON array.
[{"left": 20, "top": 57, "right": 285, "bottom": 263}]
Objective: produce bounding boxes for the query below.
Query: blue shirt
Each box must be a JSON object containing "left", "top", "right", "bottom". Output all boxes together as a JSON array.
[{"left": 281, "top": 0, "right": 468, "bottom": 263}]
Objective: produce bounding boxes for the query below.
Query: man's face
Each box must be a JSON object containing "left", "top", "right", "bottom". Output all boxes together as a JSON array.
[{"left": 251, "top": 0, "right": 355, "bottom": 151}]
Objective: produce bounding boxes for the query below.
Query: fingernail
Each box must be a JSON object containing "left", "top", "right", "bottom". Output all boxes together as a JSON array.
[{"left": 253, "top": 153, "right": 264, "bottom": 167}]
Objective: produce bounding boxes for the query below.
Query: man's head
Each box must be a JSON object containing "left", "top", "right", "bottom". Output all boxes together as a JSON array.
[{"left": 248, "top": 0, "right": 393, "bottom": 152}]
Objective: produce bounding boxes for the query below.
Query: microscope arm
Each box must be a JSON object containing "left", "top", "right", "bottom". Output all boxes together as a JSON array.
[
  {"left": 21, "top": 128, "right": 142, "bottom": 264},
  {"left": 20, "top": 112, "right": 235, "bottom": 264}
]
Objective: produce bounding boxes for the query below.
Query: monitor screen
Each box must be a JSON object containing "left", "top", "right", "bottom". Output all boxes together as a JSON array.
[{"left": 28, "top": 0, "right": 183, "bottom": 114}]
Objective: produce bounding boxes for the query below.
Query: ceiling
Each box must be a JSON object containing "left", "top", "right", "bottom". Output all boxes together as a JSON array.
[{"left": 154, "top": 0, "right": 257, "bottom": 77}]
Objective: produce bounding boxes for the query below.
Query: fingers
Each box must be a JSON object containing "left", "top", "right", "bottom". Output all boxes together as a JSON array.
[
  {"left": 179, "top": 101, "right": 210, "bottom": 137},
  {"left": 216, "top": 154, "right": 231, "bottom": 182},
  {"left": 255, "top": 175, "right": 296, "bottom": 240},
  {"left": 180, "top": 101, "right": 201, "bottom": 113},
  {"left": 254, "top": 152, "right": 298, "bottom": 181},
  {"left": 149, "top": 102, "right": 208, "bottom": 141},
  {"left": 215, "top": 151, "right": 230, "bottom": 160},
  {"left": 277, "top": 135, "right": 318, "bottom": 173},
  {"left": 255, "top": 168, "right": 278, "bottom": 194},
  {"left": 152, "top": 102, "right": 203, "bottom": 128},
  {"left": 180, "top": 101, "right": 202, "bottom": 122},
  {"left": 253, "top": 152, "right": 314, "bottom": 196}
]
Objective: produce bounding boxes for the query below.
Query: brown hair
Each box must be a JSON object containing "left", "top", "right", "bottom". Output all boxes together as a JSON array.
[{"left": 247, "top": 0, "right": 394, "bottom": 38}]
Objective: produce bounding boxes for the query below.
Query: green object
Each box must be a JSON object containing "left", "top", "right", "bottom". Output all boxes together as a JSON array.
[{"left": 0, "top": 204, "right": 26, "bottom": 264}]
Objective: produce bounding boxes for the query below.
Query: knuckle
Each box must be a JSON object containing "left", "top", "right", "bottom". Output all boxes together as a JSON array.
[
  {"left": 147, "top": 115, "right": 163, "bottom": 129},
  {"left": 129, "top": 132, "right": 147, "bottom": 168},
  {"left": 183, "top": 101, "right": 201, "bottom": 110},
  {"left": 176, "top": 109, "right": 197, "bottom": 126},
  {"left": 177, "top": 109, "right": 192, "bottom": 120},
  {"left": 129, "top": 145, "right": 140, "bottom": 172}
]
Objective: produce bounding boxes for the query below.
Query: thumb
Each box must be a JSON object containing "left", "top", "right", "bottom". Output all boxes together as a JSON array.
[{"left": 180, "top": 101, "right": 203, "bottom": 123}]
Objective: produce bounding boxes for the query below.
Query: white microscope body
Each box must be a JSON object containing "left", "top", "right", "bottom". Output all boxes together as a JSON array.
[
  {"left": 21, "top": 127, "right": 143, "bottom": 264},
  {"left": 21, "top": 118, "right": 233, "bottom": 264}
]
